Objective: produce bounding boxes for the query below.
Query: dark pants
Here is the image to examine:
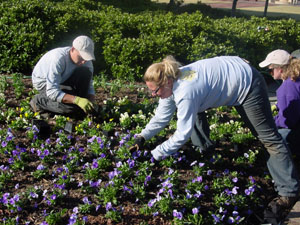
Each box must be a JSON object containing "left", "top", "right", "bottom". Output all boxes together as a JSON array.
[
  {"left": 278, "top": 127, "right": 300, "bottom": 156},
  {"left": 32, "top": 67, "right": 92, "bottom": 114},
  {"left": 192, "top": 66, "right": 299, "bottom": 197},
  {"left": 191, "top": 111, "right": 215, "bottom": 151}
]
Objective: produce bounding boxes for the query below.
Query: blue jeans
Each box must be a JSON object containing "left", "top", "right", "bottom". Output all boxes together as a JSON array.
[
  {"left": 191, "top": 112, "right": 215, "bottom": 151},
  {"left": 32, "top": 67, "right": 93, "bottom": 114},
  {"left": 278, "top": 128, "right": 300, "bottom": 157},
  {"left": 194, "top": 67, "right": 299, "bottom": 196},
  {"left": 235, "top": 67, "right": 299, "bottom": 197}
]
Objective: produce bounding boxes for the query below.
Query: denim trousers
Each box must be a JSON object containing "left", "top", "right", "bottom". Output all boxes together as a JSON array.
[
  {"left": 235, "top": 67, "right": 299, "bottom": 197},
  {"left": 278, "top": 128, "right": 300, "bottom": 157},
  {"left": 193, "top": 66, "right": 299, "bottom": 197},
  {"left": 191, "top": 111, "right": 215, "bottom": 151},
  {"left": 32, "top": 67, "right": 92, "bottom": 114}
]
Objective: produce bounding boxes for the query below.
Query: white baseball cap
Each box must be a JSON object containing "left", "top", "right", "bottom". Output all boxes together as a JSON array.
[
  {"left": 259, "top": 49, "right": 290, "bottom": 68},
  {"left": 291, "top": 49, "right": 300, "bottom": 59},
  {"left": 73, "top": 35, "right": 95, "bottom": 61}
]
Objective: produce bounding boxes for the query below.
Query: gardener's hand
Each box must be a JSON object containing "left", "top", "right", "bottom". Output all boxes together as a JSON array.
[
  {"left": 271, "top": 104, "right": 277, "bottom": 112},
  {"left": 73, "top": 96, "right": 95, "bottom": 114},
  {"left": 129, "top": 135, "right": 145, "bottom": 151}
]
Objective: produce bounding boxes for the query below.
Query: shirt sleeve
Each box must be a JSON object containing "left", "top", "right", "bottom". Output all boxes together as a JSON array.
[
  {"left": 140, "top": 97, "right": 177, "bottom": 140},
  {"left": 86, "top": 62, "right": 95, "bottom": 96},
  {"left": 151, "top": 98, "right": 196, "bottom": 159},
  {"left": 46, "top": 58, "right": 66, "bottom": 102},
  {"left": 275, "top": 94, "right": 300, "bottom": 129}
]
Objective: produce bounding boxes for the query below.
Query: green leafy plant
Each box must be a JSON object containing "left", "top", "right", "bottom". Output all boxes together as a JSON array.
[
  {"left": 32, "top": 164, "right": 48, "bottom": 180},
  {"left": 0, "top": 166, "right": 13, "bottom": 189},
  {"left": 45, "top": 209, "right": 68, "bottom": 225},
  {"left": 11, "top": 73, "right": 25, "bottom": 99}
]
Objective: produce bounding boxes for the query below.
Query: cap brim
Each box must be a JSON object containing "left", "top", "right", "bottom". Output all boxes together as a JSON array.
[
  {"left": 79, "top": 51, "right": 95, "bottom": 61},
  {"left": 259, "top": 60, "right": 270, "bottom": 68},
  {"left": 291, "top": 49, "right": 300, "bottom": 59}
]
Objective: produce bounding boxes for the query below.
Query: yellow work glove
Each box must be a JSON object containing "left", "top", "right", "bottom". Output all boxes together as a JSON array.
[
  {"left": 271, "top": 104, "right": 277, "bottom": 112},
  {"left": 73, "top": 96, "right": 94, "bottom": 113}
]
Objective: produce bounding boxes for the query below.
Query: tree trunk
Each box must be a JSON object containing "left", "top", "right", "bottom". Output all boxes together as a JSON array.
[
  {"left": 231, "top": 0, "right": 238, "bottom": 17},
  {"left": 263, "top": 0, "right": 269, "bottom": 17},
  {"left": 169, "top": 0, "right": 175, "bottom": 6}
]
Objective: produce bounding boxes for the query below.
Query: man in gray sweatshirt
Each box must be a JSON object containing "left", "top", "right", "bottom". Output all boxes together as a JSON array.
[{"left": 31, "top": 35, "right": 96, "bottom": 116}]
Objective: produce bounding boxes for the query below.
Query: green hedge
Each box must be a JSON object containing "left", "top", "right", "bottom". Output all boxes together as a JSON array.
[{"left": 1, "top": 0, "right": 299, "bottom": 80}]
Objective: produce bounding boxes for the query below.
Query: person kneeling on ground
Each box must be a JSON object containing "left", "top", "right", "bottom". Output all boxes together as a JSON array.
[
  {"left": 133, "top": 55, "right": 299, "bottom": 220},
  {"left": 30, "top": 35, "right": 97, "bottom": 117},
  {"left": 259, "top": 49, "right": 300, "bottom": 157}
]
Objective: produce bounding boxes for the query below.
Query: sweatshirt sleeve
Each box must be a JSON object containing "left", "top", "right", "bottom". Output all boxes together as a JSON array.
[
  {"left": 151, "top": 98, "right": 196, "bottom": 160},
  {"left": 275, "top": 80, "right": 300, "bottom": 129},
  {"left": 140, "top": 97, "right": 177, "bottom": 140},
  {"left": 86, "top": 62, "right": 95, "bottom": 96},
  {"left": 46, "top": 58, "right": 66, "bottom": 102},
  {"left": 275, "top": 94, "right": 300, "bottom": 129}
]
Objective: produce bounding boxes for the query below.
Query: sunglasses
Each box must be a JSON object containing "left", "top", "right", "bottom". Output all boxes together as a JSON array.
[
  {"left": 268, "top": 68, "right": 274, "bottom": 74},
  {"left": 151, "top": 86, "right": 161, "bottom": 95}
]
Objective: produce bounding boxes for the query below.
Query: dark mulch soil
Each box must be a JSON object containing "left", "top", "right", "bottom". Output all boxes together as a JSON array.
[{"left": 1, "top": 76, "right": 299, "bottom": 224}]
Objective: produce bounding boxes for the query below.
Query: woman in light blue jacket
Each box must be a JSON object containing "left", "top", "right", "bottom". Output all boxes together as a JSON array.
[{"left": 135, "top": 55, "right": 299, "bottom": 218}]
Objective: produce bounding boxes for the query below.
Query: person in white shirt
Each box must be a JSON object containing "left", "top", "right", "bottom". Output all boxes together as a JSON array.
[
  {"left": 133, "top": 55, "right": 299, "bottom": 219},
  {"left": 31, "top": 35, "right": 96, "bottom": 116}
]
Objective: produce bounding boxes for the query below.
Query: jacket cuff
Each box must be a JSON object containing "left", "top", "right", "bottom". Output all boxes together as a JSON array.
[{"left": 151, "top": 149, "right": 165, "bottom": 161}]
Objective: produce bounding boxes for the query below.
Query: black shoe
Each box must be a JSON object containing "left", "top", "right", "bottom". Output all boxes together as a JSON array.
[
  {"left": 264, "top": 195, "right": 299, "bottom": 223},
  {"left": 32, "top": 119, "right": 50, "bottom": 136},
  {"left": 270, "top": 195, "right": 299, "bottom": 211}
]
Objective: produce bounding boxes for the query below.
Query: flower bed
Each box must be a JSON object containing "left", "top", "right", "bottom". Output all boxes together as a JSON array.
[{"left": 0, "top": 74, "right": 293, "bottom": 225}]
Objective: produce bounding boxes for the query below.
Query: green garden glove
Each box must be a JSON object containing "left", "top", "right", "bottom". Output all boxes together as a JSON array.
[{"left": 73, "top": 96, "right": 94, "bottom": 113}]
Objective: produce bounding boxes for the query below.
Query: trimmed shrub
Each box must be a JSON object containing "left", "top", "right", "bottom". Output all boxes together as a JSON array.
[{"left": 0, "top": 0, "right": 299, "bottom": 81}]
